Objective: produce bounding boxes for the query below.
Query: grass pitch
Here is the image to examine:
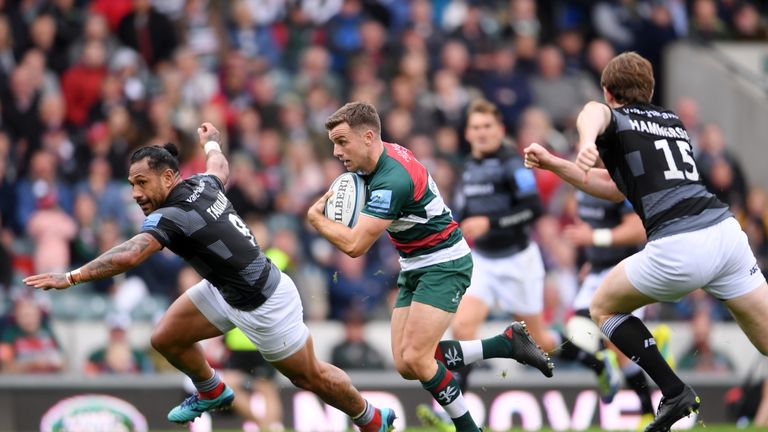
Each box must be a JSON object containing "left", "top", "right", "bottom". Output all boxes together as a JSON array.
[{"left": 156, "top": 426, "right": 768, "bottom": 431}]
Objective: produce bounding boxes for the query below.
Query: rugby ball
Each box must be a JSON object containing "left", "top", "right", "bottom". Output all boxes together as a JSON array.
[
  {"left": 325, "top": 172, "right": 366, "bottom": 227},
  {"left": 565, "top": 315, "right": 602, "bottom": 353}
]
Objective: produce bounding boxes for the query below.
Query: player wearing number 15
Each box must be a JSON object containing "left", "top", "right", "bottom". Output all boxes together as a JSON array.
[
  {"left": 24, "top": 123, "right": 394, "bottom": 431},
  {"left": 523, "top": 52, "right": 768, "bottom": 432}
]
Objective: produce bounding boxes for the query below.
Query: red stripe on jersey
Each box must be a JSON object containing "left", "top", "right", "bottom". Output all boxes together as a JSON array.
[
  {"left": 384, "top": 142, "right": 428, "bottom": 201},
  {"left": 389, "top": 220, "right": 458, "bottom": 254}
]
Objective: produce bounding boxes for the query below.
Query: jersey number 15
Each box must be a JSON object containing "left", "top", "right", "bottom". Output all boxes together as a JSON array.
[{"left": 654, "top": 139, "right": 700, "bottom": 181}]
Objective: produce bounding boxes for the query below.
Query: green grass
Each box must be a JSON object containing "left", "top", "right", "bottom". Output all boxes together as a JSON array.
[{"left": 154, "top": 427, "right": 768, "bottom": 432}]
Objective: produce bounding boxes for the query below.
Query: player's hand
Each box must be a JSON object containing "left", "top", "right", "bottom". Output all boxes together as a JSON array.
[
  {"left": 523, "top": 143, "right": 552, "bottom": 170},
  {"left": 563, "top": 221, "right": 593, "bottom": 246},
  {"left": 575, "top": 143, "right": 599, "bottom": 173},
  {"left": 307, "top": 190, "right": 334, "bottom": 226},
  {"left": 460, "top": 216, "right": 491, "bottom": 240},
  {"left": 197, "top": 122, "right": 221, "bottom": 145},
  {"left": 23, "top": 273, "right": 71, "bottom": 290}
]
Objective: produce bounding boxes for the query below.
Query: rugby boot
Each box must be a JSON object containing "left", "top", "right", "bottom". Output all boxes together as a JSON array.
[
  {"left": 167, "top": 385, "right": 235, "bottom": 424},
  {"left": 596, "top": 349, "right": 621, "bottom": 404},
  {"left": 643, "top": 385, "right": 700, "bottom": 432},
  {"left": 504, "top": 321, "right": 554, "bottom": 378}
]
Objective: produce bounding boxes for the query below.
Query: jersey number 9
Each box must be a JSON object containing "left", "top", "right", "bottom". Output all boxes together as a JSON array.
[{"left": 228, "top": 214, "right": 256, "bottom": 247}]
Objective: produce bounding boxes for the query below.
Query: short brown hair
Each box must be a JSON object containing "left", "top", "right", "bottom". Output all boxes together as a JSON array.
[
  {"left": 466, "top": 99, "right": 503, "bottom": 124},
  {"left": 325, "top": 101, "right": 381, "bottom": 136},
  {"left": 600, "top": 52, "right": 654, "bottom": 105}
]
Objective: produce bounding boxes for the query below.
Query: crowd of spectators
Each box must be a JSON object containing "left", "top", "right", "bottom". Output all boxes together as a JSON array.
[{"left": 0, "top": 0, "right": 766, "bottom": 374}]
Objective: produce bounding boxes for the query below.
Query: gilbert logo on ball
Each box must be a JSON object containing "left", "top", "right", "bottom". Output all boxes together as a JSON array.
[{"left": 325, "top": 172, "right": 366, "bottom": 227}]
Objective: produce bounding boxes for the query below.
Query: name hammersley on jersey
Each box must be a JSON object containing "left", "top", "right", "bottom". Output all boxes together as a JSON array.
[{"left": 628, "top": 119, "right": 690, "bottom": 140}]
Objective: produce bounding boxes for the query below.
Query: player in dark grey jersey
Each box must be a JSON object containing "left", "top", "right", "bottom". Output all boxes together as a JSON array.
[
  {"left": 24, "top": 123, "right": 395, "bottom": 432},
  {"left": 448, "top": 100, "right": 592, "bottom": 388},
  {"left": 523, "top": 52, "right": 768, "bottom": 432}
]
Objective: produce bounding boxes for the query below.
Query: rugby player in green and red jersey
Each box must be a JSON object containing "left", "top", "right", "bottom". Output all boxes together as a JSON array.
[{"left": 308, "top": 102, "right": 553, "bottom": 431}]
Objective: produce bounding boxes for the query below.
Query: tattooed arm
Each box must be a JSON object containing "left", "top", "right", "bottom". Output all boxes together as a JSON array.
[{"left": 23, "top": 233, "right": 163, "bottom": 290}]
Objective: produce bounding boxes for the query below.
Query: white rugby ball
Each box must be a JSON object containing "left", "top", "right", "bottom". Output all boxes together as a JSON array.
[
  {"left": 325, "top": 172, "right": 366, "bottom": 227},
  {"left": 565, "top": 315, "right": 603, "bottom": 353}
]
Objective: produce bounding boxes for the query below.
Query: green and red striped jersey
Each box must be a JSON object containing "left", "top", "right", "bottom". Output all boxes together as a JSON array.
[{"left": 361, "top": 143, "right": 470, "bottom": 270}]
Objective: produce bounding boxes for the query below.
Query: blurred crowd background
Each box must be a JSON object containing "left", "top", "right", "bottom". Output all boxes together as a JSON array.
[{"left": 0, "top": 0, "right": 766, "bottom": 376}]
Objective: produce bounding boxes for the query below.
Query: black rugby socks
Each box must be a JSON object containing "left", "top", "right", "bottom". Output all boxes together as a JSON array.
[{"left": 601, "top": 314, "right": 684, "bottom": 398}]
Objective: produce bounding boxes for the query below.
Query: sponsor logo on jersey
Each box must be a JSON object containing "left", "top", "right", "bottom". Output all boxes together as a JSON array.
[
  {"left": 141, "top": 213, "right": 162, "bottom": 230},
  {"left": 750, "top": 262, "right": 760, "bottom": 276},
  {"left": 623, "top": 107, "right": 679, "bottom": 120},
  {"left": 390, "top": 144, "right": 413, "bottom": 162},
  {"left": 514, "top": 168, "right": 537, "bottom": 193},
  {"left": 464, "top": 183, "right": 494, "bottom": 197},
  {"left": 186, "top": 181, "right": 206, "bottom": 202},
  {"left": 367, "top": 189, "right": 392, "bottom": 212}
]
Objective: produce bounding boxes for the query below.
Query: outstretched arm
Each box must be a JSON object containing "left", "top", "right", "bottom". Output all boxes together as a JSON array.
[
  {"left": 198, "top": 122, "right": 230, "bottom": 186},
  {"left": 23, "top": 233, "right": 162, "bottom": 290},
  {"left": 524, "top": 142, "right": 625, "bottom": 202}
]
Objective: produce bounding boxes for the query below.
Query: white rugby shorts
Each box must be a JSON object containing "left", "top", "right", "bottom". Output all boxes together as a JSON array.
[
  {"left": 625, "top": 217, "right": 766, "bottom": 302},
  {"left": 187, "top": 271, "right": 310, "bottom": 362},
  {"left": 466, "top": 242, "right": 545, "bottom": 315}
]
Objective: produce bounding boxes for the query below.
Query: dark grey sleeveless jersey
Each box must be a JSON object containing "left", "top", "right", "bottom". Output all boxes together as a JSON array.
[
  {"left": 455, "top": 146, "right": 542, "bottom": 256},
  {"left": 576, "top": 191, "right": 639, "bottom": 271},
  {"left": 596, "top": 103, "right": 730, "bottom": 241},
  {"left": 140, "top": 174, "right": 280, "bottom": 311}
]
